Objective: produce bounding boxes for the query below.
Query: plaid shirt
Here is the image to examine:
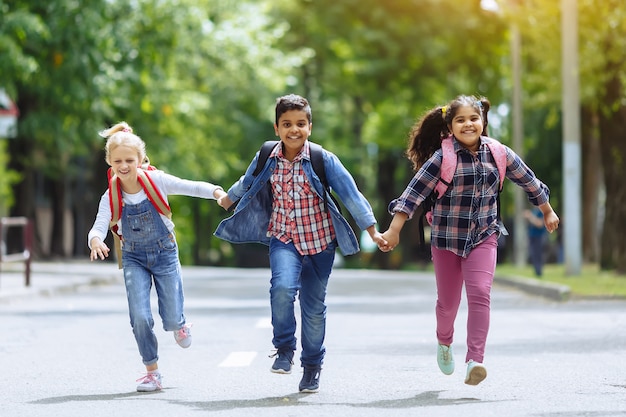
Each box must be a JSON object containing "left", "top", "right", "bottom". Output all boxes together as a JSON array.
[
  {"left": 267, "top": 142, "right": 335, "bottom": 255},
  {"left": 391, "top": 137, "right": 550, "bottom": 257}
]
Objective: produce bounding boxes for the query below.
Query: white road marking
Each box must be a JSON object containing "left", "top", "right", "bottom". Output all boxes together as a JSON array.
[
  {"left": 255, "top": 317, "right": 272, "bottom": 329},
  {"left": 218, "top": 351, "right": 258, "bottom": 367}
]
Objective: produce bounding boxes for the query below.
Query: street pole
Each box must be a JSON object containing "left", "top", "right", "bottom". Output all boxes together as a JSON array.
[
  {"left": 511, "top": 22, "right": 527, "bottom": 268},
  {"left": 561, "top": 0, "right": 582, "bottom": 275}
]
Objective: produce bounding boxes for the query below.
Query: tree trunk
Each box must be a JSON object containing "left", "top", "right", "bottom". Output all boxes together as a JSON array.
[
  {"left": 598, "top": 76, "right": 626, "bottom": 272},
  {"left": 581, "top": 108, "right": 601, "bottom": 262},
  {"left": 7, "top": 131, "right": 40, "bottom": 256},
  {"left": 49, "top": 177, "right": 67, "bottom": 257}
]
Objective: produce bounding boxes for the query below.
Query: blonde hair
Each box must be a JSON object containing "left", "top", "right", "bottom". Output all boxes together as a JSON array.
[{"left": 99, "top": 122, "right": 149, "bottom": 167}]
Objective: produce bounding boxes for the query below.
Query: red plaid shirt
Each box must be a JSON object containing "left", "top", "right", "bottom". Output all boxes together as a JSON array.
[{"left": 267, "top": 142, "right": 335, "bottom": 255}]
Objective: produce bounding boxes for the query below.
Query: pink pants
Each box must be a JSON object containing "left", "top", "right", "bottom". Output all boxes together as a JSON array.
[{"left": 431, "top": 234, "right": 498, "bottom": 364}]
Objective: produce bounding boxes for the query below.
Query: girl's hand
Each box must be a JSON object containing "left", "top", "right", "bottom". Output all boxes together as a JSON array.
[
  {"left": 379, "top": 230, "right": 400, "bottom": 252},
  {"left": 544, "top": 211, "right": 560, "bottom": 233},
  {"left": 217, "top": 195, "right": 233, "bottom": 210},
  {"left": 90, "top": 239, "right": 110, "bottom": 261},
  {"left": 369, "top": 231, "right": 391, "bottom": 252}
]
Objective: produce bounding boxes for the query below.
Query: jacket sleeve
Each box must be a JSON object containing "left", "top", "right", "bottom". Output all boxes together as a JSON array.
[
  {"left": 227, "top": 152, "right": 265, "bottom": 203},
  {"left": 322, "top": 151, "right": 377, "bottom": 231}
]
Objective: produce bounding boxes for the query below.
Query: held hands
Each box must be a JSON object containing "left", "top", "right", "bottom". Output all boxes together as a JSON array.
[
  {"left": 89, "top": 238, "right": 110, "bottom": 261},
  {"left": 217, "top": 194, "right": 233, "bottom": 210},
  {"left": 378, "top": 229, "right": 399, "bottom": 252}
]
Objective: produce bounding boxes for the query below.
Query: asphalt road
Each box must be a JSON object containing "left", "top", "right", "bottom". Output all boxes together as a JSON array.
[{"left": 0, "top": 263, "right": 625, "bottom": 417}]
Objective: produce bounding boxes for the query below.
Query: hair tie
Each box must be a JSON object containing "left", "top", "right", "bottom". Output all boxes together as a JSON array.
[
  {"left": 122, "top": 127, "right": 131, "bottom": 132},
  {"left": 476, "top": 100, "right": 483, "bottom": 109},
  {"left": 441, "top": 106, "right": 447, "bottom": 119}
]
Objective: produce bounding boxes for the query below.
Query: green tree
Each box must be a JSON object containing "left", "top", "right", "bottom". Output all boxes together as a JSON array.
[
  {"left": 268, "top": 0, "right": 509, "bottom": 267},
  {"left": 511, "top": 0, "right": 626, "bottom": 271}
]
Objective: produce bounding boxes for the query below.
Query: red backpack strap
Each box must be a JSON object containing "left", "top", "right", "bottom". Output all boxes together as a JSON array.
[
  {"left": 107, "top": 168, "right": 124, "bottom": 269},
  {"left": 137, "top": 169, "right": 172, "bottom": 218},
  {"left": 434, "top": 136, "right": 457, "bottom": 199},
  {"left": 108, "top": 168, "right": 123, "bottom": 225},
  {"left": 483, "top": 137, "right": 508, "bottom": 191}
]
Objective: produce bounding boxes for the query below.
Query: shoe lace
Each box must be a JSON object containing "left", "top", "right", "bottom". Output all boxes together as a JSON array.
[
  {"left": 175, "top": 323, "right": 192, "bottom": 340},
  {"left": 136, "top": 373, "right": 162, "bottom": 389},
  {"left": 442, "top": 350, "right": 450, "bottom": 361},
  {"left": 268, "top": 349, "right": 294, "bottom": 364}
]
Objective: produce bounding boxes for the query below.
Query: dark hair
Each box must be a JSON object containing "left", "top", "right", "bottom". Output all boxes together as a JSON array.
[
  {"left": 275, "top": 94, "right": 312, "bottom": 124},
  {"left": 406, "top": 95, "right": 491, "bottom": 171}
]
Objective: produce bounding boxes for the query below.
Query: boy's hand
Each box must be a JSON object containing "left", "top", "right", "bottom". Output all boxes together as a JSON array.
[{"left": 369, "top": 231, "right": 391, "bottom": 252}]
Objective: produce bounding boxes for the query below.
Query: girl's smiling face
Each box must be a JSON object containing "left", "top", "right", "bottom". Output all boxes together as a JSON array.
[
  {"left": 110, "top": 145, "right": 140, "bottom": 179},
  {"left": 449, "top": 105, "right": 484, "bottom": 152},
  {"left": 274, "top": 109, "right": 312, "bottom": 161}
]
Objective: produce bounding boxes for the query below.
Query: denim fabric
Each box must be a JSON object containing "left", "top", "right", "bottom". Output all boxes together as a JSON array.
[
  {"left": 269, "top": 237, "right": 336, "bottom": 367},
  {"left": 121, "top": 199, "right": 186, "bottom": 366},
  {"left": 214, "top": 142, "right": 376, "bottom": 256}
]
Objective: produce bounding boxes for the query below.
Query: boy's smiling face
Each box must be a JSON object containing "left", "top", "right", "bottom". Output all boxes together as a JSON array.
[{"left": 274, "top": 109, "right": 312, "bottom": 161}]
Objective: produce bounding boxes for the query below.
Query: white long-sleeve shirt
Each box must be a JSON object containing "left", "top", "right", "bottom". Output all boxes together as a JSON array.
[{"left": 88, "top": 170, "right": 222, "bottom": 249}]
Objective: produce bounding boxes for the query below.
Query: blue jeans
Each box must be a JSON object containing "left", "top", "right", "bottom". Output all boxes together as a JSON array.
[
  {"left": 529, "top": 235, "right": 546, "bottom": 276},
  {"left": 269, "top": 237, "right": 336, "bottom": 367},
  {"left": 121, "top": 199, "right": 186, "bottom": 366}
]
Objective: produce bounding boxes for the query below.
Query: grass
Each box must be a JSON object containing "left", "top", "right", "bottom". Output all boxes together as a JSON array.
[{"left": 495, "top": 263, "right": 626, "bottom": 298}]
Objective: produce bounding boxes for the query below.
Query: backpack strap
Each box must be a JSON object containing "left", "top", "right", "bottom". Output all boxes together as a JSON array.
[
  {"left": 483, "top": 137, "right": 507, "bottom": 191},
  {"left": 108, "top": 168, "right": 171, "bottom": 222},
  {"left": 434, "top": 136, "right": 457, "bottom": 199},
  {"left": 137, "top": 169, "right": 172, "bottom": 219},
  {"left": 253, "top": 140, "right": 280, "bottom": 176},
  {"left": 251, "top": 140, "right": 337, "bottom": 213},
  {"left": 107, "top": 167, "right": 172, "bottom": 269}
]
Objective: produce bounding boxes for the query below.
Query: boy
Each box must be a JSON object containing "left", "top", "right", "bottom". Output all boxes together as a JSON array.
[{"left": 215, "top": 94, "right": 387, "bottom": 393}]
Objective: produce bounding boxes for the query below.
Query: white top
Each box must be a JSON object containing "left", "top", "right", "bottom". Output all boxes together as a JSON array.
[{"left": 87, "top": 170, "right": 222, "bottom": 248}]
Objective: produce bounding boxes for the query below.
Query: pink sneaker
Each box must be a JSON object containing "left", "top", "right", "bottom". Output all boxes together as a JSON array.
[
  {"left": 174, "top": 323, "right": 192, "bottom": 348},
  {"left": 136, "top": 372, "right": 162, "bottom": 392}
]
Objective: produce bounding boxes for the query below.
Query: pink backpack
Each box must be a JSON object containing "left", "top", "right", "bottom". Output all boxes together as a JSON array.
[{"left": 424, "top": 135, "right": 508, "bottom": 226}]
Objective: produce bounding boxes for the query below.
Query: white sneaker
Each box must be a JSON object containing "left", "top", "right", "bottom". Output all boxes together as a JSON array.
[
  {"left": 174, "top": 323, "right": 192, "bottom": 348},
  {"left": 464, "top": 360, "right": 487, "bottom": 385},
  {"left": 136, "top": 372, "right": 162, "bottom": 392}
]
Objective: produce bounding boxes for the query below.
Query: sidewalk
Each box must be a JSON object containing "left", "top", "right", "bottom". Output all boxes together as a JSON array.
[
  {"left": 0, "top": 260, "right": 122, "bottom": 303},
  {"left": 0, "top": 260, "right": 571, "bottom": 303}
]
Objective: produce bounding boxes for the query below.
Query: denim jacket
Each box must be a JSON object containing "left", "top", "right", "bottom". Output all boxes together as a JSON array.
[{"left": 214, "top": 142, "right": 377, "bottom": 256}]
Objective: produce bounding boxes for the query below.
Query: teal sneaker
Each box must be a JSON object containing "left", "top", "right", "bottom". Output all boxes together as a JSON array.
[
  {"left": 437, "top": 344, "right": 455, "bottom": 375},
  {"left": 464, "top": 360, "right": 487, "bottom": 385}
]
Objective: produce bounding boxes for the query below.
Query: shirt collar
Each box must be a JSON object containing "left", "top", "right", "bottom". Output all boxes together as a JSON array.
[{"left": 271, "top": 140, "right": 311, "bottom": 162}]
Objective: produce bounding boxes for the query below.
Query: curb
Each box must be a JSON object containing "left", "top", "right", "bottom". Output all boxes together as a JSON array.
[{"left": 494, "top": 275, "right": 571, "bottom": 301}]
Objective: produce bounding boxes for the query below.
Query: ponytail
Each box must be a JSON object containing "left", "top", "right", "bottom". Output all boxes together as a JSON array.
[
  {"left": 405, "top": 95, "right": 493, "bottom": 171},
  {"left": 406, "top": 106, "right": 449, "bottom": 171}
]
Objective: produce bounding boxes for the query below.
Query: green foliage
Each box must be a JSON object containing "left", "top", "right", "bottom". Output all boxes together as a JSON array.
[
  {"left": 2, "top": 0, "right": 622, "bottom": 267},
  {"left": 0, "top": 141, "right": 21, "bottom": 216}
]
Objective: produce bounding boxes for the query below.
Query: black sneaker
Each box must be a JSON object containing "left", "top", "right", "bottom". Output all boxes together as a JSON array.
[
  {"left": 270, "top": 350, "right": 294, "bottom": 374},
  {"left": 299, "top": 366, "right": 321, "bottom": 393}
]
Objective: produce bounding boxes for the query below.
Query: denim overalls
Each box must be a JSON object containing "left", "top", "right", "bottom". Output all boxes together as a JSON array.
[{"left": 121, "top": 199, "right": 186, "bottom": 366}]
